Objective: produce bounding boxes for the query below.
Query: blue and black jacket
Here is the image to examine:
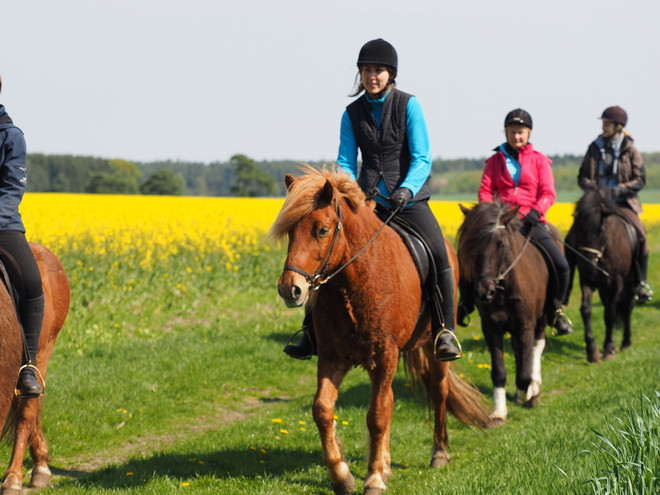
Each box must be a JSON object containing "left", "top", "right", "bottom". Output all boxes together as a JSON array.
[{"left": 0, "top": 105, "right": 27, "bottom": 232}]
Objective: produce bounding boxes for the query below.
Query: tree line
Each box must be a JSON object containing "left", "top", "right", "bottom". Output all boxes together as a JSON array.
[{"left": 25, "top": 152, "right": 660, "bottom": 197}]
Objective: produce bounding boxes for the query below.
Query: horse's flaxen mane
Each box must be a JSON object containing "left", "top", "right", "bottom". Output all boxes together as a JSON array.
[
  {"left": 457, "top": 201, "right": 521, "bottom": 280},
  {"left": 269, "top": 165, "right": 366, "bottom": 240}
]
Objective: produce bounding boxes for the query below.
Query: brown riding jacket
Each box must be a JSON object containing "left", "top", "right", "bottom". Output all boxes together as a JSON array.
[{"left": 578, "top": 135, "right": 645, "bottom": 214}]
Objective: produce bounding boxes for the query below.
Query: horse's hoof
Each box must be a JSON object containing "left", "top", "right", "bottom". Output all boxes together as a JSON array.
[
  {"left": 30, "top": 471, "right": 51, "bottom": 488},
  {"left": 331, "top": 472, "right": 355, "bottom": 495},
  {"left": 620, "top": 342, "right": 631, "bottom": 351},
  {"left": 430, "top": 455, "right": 449, "bottom": 468},
  {"left": 525, "top": 394, "right": 541, "bottom": 408},
  {"left": 0, "top": 488, "right": 21, "bottom": 495},
  {"left": 587, "top": 352, "right": 600, "bottom": 363},
  {"left": 363, "top": 488, "right": 385, "bottom": 495},
  {"left": 603, "top": 351, "right": 616, "bottom": 361},
  {"left": 489, "top": 416, "right": 506, "bottom": 427}
]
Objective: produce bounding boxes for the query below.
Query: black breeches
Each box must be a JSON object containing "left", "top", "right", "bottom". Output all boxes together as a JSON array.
[
  {"left": 530, "top": 224, "right": 569, "bottom": 300},
  {"left": 396, "top": 200, "right": 450, "bottom": 271},
  {"left": 0, "top": 231, "right": 43, "bottom": 302}
]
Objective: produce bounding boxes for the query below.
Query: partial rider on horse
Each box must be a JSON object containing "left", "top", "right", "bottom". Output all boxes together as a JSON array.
[
  {"left": 458, "top": 109, "right": 573, "bottom": 336},
  {"left": 576, "top": 105, "right": 652, "bottom": 304},
  {"left": 0, "top": 75, "right": 46, "bottom": 398}
]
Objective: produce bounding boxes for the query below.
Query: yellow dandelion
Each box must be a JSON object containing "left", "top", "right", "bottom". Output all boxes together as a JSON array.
[
  {"left": 272, "top": 418, "right": 283, "bottom": 423},
  {"left": 280, "top": 429, "right": 289, "bottom": 434}
]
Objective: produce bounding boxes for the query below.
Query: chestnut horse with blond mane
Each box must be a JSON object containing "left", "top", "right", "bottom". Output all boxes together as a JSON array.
[
  {"left": 0, "top": 244, "right": 70, "bottom": 495},
  {"left": 271, "top": 167, "right": 489, "bottom": 495}
]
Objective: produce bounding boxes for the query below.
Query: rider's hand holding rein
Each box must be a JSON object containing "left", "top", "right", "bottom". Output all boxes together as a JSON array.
[{"left": 390, "top": 187, "right": 412, "bottom": 211}]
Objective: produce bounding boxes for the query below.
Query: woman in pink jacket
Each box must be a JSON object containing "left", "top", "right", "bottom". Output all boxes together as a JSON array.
[{"left": 460, "top": 109, "right": 572, "bottom": 335}]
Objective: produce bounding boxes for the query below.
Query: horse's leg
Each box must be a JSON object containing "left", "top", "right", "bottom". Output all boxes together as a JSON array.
[
  {"left": 525, "top": 335, "right": 545, "bottom": 408},
  {"left": 483, "top": 326, "right": 507, "bottom": 424},
  {"left": 425, "top": 346, "right": 450, "bottom": 468},
  {"left": 580, "top": 285, "right": 599, "bottom": 363},
  {"left": 363, "top": 349, "right": 398, "bottom": 495},
  {"left": 601, "top": 290, "right": 619, "bottom": 360},
  {"left": 312, "top": 357, "right": 353, "bottom": 495},
  {"left": 512, "top": 326, "right": 535, "bottom": 406},
  {"left": 1, "top": 400, "right": 35, "bottom": 495},
  {"left": 28, "top": 408, "right": 51, "bottom": 488},
  {"left": 620, "top": 296, "right": 634, "bottom": 351}
]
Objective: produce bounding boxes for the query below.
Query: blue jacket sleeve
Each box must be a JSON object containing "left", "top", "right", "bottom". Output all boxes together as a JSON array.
[
  {"left": 0, "top": 128, "right": 27, "bottom": 230},
  {"left": 336, "top": 110, "right": 358, "bottom": 180},
  {"left": 399, "top": 97, "right": 432, "bottom": 196}
]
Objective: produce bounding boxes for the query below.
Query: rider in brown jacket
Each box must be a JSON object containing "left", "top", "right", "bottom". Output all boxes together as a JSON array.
[{"left": 577, "top": 106, "right": 653, "bottom": 303}]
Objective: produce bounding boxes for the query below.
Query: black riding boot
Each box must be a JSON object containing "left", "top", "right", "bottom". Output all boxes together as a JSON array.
[
  {"left": 636, "top": 253, "right": 653, "bottom": 304},
  {"left": 18, "top": 295, "right": 45, "bottom": 398},
  {"left": 552, "top": 270, "right": 573, "bottom": 336},
  {"left": 283, "top": 312, "right": 317, "bottom": 360},
  {"left": 457, "top": 280, "right": 474, "bottom": 327},
  {"left": 434, "top": 268, "right": 462, "bottom": 361}
]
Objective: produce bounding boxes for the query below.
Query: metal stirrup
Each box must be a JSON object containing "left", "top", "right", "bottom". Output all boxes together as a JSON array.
[{"left": 433, "top": 329, "right": 464, "bottom": 358}]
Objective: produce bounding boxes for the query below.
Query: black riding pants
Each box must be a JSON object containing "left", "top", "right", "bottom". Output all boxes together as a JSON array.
[
  {"left": 395, "top": 200, "right": 450, "bottom": 272},
  {"left": 0, "top": 230, "right": 43, "bottom": 303},
  {"left": 530, "top": 224, "right": 570, "bottom": 302}
]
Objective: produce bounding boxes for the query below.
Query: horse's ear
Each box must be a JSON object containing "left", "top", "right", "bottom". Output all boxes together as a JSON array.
[
  {"left": 320, "top": 179, "right": 334, "bottom": 204},
  {"left": 459, "top": 203, "right": 471, "bottom": 216},
  {"left": 501, "top": 205, "right": 521, "bottom": 225},
  {"left": 284, "top": 174, "right": 296, "bottom": 190}
]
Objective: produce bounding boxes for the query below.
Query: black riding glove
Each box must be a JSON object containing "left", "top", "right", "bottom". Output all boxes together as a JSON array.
[
  {"left": 390, "top": 187, "right": 412, "bottom": 211},
  {"left": 523, "top": 209, "right": 541, "bottom": 235}
]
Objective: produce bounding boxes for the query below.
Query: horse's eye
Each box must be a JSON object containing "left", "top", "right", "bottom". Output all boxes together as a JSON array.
[{"left": 318, "top": 226, "right": 330, "bottom": 237}]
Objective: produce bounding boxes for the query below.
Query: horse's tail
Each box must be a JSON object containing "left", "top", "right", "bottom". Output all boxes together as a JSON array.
[
  {"left": 446, "top": 366, "right": 491, "bottom": 429},
  {"left": 403, "top": 347, "right": 490, "bottom": 429}
]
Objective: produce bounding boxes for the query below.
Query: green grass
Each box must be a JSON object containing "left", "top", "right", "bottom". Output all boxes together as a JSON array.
[{"left": 0, "top": 227, "right": 658, "bottom": 494}]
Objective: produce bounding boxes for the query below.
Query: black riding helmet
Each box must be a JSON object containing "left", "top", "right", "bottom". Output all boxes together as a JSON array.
[
  {"left": 504, "top": 108, "right": 533, "bottom": 129},
  {"left": 357, "top": 39, "right": 398, "bottom": 71}
]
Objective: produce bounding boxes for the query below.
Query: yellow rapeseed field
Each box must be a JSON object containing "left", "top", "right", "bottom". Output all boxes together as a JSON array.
[{"left": 20, "top": 194, "right": 660, "bottom": 267}]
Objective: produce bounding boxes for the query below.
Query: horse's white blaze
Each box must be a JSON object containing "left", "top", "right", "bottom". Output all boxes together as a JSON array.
[
  {"left": 328, "top": 461, "right": 351, "bottom": 484},
  {"left": 491, "top": 386, "right": 507, "bottom": 420}
]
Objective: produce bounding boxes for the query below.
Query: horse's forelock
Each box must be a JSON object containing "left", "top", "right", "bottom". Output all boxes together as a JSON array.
[
  {"left": 269, "top": 167, "right": 365, "bottom": 240},
  {"left": 457, "top": 202, "right": 517, "bottom": 280}
]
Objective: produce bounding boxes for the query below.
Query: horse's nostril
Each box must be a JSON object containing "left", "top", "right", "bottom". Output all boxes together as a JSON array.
[{"left": 292, "top": 285, "right": 302, "bottom": 300}]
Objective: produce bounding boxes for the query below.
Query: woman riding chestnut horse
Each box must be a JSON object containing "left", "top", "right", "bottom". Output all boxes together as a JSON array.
[{"left": 284, "top": 38, "right": 461, "bottom": 363}]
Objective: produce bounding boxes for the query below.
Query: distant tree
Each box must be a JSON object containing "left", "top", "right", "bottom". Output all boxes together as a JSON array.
[
  {"left": 192, "top": 176, "right": 209, "bottom": 196},
  {"left": 85, "top": 173, "right": 139, "bottom": 194},
  {"left": 230, "top": 154, "right": 277, "bottom": 197},
  {"left": 140, "top": 170, "right": 184, "bottom": 195}
]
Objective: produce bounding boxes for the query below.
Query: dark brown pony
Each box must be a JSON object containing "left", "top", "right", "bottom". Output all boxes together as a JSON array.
[
  {"left": 458, "top": 201, "right": 557, "bottom": 425},
  {"left": 564, "top": 189, "right": 637, "bottom": 362},
  {"left": 271, "top": 168, "right": 489, "bottom": 495},
  {"left": 0, "top": 243, "right": 70, "bottom": 495}
]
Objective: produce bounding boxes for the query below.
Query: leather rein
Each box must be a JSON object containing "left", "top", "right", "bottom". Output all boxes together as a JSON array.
[{"left": 283, "top": 199, "right": 400, "bottom": 291}]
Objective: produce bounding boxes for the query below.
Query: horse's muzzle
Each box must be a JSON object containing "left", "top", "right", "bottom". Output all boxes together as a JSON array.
[
  {"left": 475, "top": 278, "right": 497, "bottom": 304},
  {"left": 277, "top": 271, "right": 309, "bottom": 308}
]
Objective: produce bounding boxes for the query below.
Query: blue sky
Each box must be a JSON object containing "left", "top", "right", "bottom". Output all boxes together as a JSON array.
[{"left": 2, "top": 0, "right": 659, "bottom": 163}]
